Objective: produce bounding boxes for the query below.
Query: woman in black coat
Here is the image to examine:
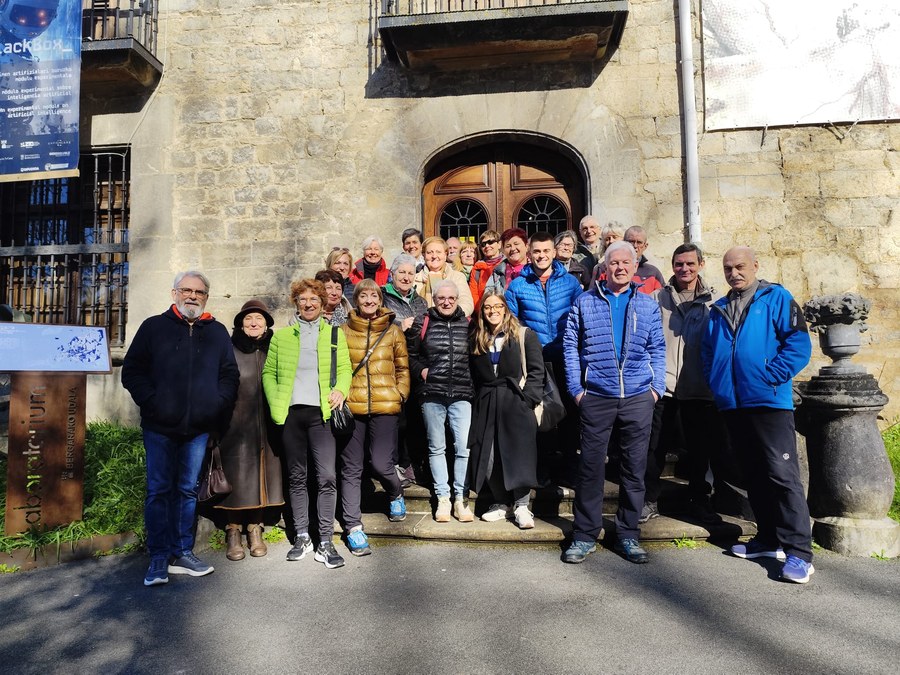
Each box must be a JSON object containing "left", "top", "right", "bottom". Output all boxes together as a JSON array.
[
  {"left": 468, "top": 291, "right": 544, "bottom": 529},
  {"left": 214, "top": 299, "right": 285, "bottom": 561}
]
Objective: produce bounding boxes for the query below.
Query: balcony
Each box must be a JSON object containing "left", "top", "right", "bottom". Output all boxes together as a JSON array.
[
  {"left": 81, "top": 1, "right": 163, "bottom": 97},
  {"left": 378, "top": 0, "right": 629, "bottom": 71}
]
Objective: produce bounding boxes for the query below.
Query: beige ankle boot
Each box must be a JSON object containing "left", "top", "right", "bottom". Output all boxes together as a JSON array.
[
  {"left": 247, "top": 524, "right": 267, "bottom": 557},
  {"left": 225, "top": 525, "right": 245, "bottom": 561}
]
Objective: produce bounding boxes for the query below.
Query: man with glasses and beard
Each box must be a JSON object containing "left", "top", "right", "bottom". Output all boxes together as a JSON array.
[{"left": 123, "top": 271, "right": 239, "bottom": 587}]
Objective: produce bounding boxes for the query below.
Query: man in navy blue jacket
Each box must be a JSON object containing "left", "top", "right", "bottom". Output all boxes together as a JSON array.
[
  {"left": 562, "top": 241, "right": 665, "bottom": 564},
  {"left": 123, "top": 271, "right": 239, "bottom": 587},
  {"left": 702, "top": 247, "right": 814, "bottom": 584}
]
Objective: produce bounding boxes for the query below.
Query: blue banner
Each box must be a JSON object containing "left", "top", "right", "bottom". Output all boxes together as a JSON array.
[{"left": 0, "top": 0, "right": 81, "bottom": 182}]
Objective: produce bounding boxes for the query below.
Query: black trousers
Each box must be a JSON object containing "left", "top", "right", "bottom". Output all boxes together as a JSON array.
[
  {"left": 678, "top": 400, "right": 727, "bottom": 502},
  {"left": 723, "top": 408, "right": 812, "bottom": 562},
  {"left": 282, "top": 405, "right": 337, "bottom": 540},
  {"left": 573, "top": 391, "right": 655, "bottom": 543},
  {"left": 644, "top": 397, "right": 680, "bottom": 503},
  {"left": 340, "top": 414, "right": 401, "bottom": 530}
]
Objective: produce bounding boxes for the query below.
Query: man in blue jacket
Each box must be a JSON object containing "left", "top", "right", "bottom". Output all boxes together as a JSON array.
[
  {"left": 561, "top": 241, "right": 665, "bottom": 564},
  {"left": 122, "top": 271, "right": 240, "bottom": 587},
  {"left": 505, "top": 231, "right": 583, "bottom": 482},
  {"left": 701, "top": 247, "right": 814, "bottom": 584}
]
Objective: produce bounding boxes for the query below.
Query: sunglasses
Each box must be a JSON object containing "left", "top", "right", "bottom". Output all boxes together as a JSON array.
[{"left": 480, "top": 239, "right": 498, "bottom": 247}]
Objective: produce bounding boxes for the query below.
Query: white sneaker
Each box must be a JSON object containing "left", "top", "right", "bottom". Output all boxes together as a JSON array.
[
  {"left": 514, "top": 505, "right": 535, "bottom": 529},
  {"left": 454, "top": 499, "right": 474, "bottom": 523},
  {"left": 435, "top": 496, "right": 452, "bottom": 523},
  {"left": 481, "top": 504, "right": 512, "bottom": 522}
]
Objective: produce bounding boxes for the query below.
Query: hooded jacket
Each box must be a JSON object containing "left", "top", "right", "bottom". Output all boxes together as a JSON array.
[
  {"left": 504, "top": 260, "right": 583, "bottom": 359},
  {"left": 122, "top": 305, "right": 240, "bottom": 437},
  {"left": 701, "top": 280, "right": 811, "bottom": 411},
  {"left": 654, "top": 277, "right": 720, "bottom": 400},
  {"left": 407, "top": 306, "right": 474, "bottom": 402},
  {"left": 343, "top": 308, "right": 410, "bottom": 416},
  {"left": 563, "top": 281, "right": 666, "bottom": 400}
]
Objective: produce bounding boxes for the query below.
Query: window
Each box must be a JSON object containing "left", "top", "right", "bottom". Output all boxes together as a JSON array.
[
  {"left": 438, "top": 198, "right": 489, "bottom": 242},
  {"left": 516, "top": 194, "right": 568, "bottom": 238},
  {"left": 0, "top": 150, "right": 129, "bottom": 346}
]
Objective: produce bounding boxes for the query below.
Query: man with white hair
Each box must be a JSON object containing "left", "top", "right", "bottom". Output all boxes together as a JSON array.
[
  {"left": 562, "top": 242, "right": 665, "bottom": 565},
  {"left": 123, "top": 271, "right": 239, "bottom": 586},
  {"left": 702, "top": 246, "right": 814, "bottom": 584}
]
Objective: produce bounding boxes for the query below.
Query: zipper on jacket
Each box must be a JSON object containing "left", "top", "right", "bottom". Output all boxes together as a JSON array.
[{"left": 366, "top": 321, "right": 372, "bottom": 415}]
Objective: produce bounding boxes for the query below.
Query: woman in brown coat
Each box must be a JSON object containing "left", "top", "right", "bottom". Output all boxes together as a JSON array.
[
  {"left": 215, "top": 299, "right": 285, "bottom": 561},
  {"left": 340, "top": 279, "right": 411, "bottom": 556}
]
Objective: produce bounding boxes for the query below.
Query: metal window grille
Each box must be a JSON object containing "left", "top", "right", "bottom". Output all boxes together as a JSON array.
[
  {"left": 0, "top": 151, "right": 130, "bottom": 346},
  {"left": 438, "top": 198, "right": 490, "bottom": 242},
  {"left": 516, "top": 195, "right": 569, "bottom": 238}
]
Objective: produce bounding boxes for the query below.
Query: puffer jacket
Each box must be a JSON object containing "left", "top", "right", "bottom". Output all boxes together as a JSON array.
[
  {"left": 563, "top": 281, "right": 665, "bottom": 400},
  {"left": 505, "top": 260, "right": 583, "bottom": 358},
  {"left": 414, "top": 264, "right": 475, "bottom": 317},
  {"left": 701, "top": 280, "right": 811, "bottom": 411},
  {"left": 654, "top": 277, "right": 720, "bottom": 400},
  {"left": 383, "top": 282, "right": 427, "bottom": 326},
  {"left": 343, "top": 308, "right": 410, "bottom": 416},
  {"left": 123, "top": 306, "right": 240, "bottom": 437},
  {"left": 262, "top": 320, "right": 351, "bottom": 424},
  {"left": 407, "top": 306, "right": 474, "bottom": 402}
]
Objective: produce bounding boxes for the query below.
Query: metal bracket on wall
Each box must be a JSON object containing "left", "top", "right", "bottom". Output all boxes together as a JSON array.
[{"left": 826, "top": 119, "right": 859, "bottom": 142}]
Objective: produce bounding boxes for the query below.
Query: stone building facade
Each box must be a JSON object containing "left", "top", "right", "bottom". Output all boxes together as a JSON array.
[{"left": 80, "top": 0, "right": 898, "bottom": 423}]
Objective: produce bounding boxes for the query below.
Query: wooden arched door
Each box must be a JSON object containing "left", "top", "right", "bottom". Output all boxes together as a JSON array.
[{"left": 423, "top": 146, "right": 585, "bottom": 243}]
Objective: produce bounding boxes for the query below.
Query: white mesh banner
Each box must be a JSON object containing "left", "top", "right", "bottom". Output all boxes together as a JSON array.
[{"left": 702, "top": 0, "right": 900, "bottom": 130}]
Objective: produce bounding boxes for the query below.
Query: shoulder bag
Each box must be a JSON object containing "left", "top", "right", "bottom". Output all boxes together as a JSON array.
[
  {"left": 517, "top": 328, "right": 567, "bottom": 433},
  {"left": 198, "top": 441, "right": 232, "bottom": 502},
  {"left": 329, "top": 325, "right": 355, "bottom": 436}
]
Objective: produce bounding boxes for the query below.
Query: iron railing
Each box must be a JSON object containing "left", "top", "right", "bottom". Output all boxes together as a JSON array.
[
  {"left": 82, "top": 0, "right": 159, "bottom": 57},
  {"left": 0, "top": 152, "right": 130, "bottom": 346},
  {"left": 381, "top": 0, "right": 596, "bottom": 14}
]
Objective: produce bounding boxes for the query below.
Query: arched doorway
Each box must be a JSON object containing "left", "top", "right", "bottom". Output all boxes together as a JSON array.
[{"left": 422, "top": 136, "right": 588, "bottom": 242}]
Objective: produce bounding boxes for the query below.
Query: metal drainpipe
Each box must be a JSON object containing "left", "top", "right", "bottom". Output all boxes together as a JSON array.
[{"left": 678, "top": 0, "right": 702, "bottom": 245}]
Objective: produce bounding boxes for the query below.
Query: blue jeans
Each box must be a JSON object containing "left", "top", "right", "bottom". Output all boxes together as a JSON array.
[
  {"left": 143, "top": 430, "right": 209, "bottom": 559},
  {"left": 422, "top": 400, "right": 471, "bottom": 498}
]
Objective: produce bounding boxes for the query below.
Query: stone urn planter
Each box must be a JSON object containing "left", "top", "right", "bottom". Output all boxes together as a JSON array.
[{"left": 799, "top": 294, "right": 898, "bottom": 557}]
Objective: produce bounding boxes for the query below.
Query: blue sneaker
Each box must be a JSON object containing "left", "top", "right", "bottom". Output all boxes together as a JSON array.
[
  {"left": 167, "top": 552, "right": 214, "bottom": 577},
  {"left": 389, "top": 495, "right": 407, "bottom": 522},
  {"left": 781, "top": 555, "right": 815, "bottom": 584},
  {"left": 731, "top": 539, "right": 786, "bottom": 560},
  {"left": 143, "top": 557, "right": 169, "bottom": 586},
  {"left": 346, "top": 527, "right": 372, "bottom": 557},
  {"left": 562, "top": 540, "right": 596, "bottom": 564},
  {"left": 615, "top": 538, "right": 650, "bottom": 564}
]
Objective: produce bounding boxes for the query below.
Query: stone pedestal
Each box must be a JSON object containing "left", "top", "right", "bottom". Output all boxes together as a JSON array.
[{"left": 800, "top": 370, "right": 899, "bottom": 558}]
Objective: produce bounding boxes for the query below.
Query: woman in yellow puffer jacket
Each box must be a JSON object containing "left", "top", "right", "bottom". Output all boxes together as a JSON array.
[{"left": 339, "top": 279, "right": 411, "bottom": 557}]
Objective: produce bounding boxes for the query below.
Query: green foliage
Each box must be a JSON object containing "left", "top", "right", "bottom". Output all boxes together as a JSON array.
[
  {"left": 208, "top": 530, "right": 225, "bottom": 551},
  {"left": 263, "top": 526, "right": 287, "bottom": 544},
  {"left": 884, "top": 422, "right": 900, "bottom": 523},
  {"left": 673, "top": 535, "right": 699, "bottom": 549},
  {"left": 0, "top": 421, "right": 146, "bottom": 553},
  {"left": 0, "top": 563, "right": 20, "bottom": 574},
  {"left": 870, "top": 549, "right": 889, "bottom": 561}
]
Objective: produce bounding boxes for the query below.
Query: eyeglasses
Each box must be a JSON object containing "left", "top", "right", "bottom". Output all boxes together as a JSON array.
[
  {"left": 625, "top": 239, "right": 646, "bottom": 247},
  {"left": 175, "top": 287, "right": 208, "bottom": 298},
  {"left": 482, "top": 305, "right": 505, "bottom": 314},
  {"left": 480, "top": 239, "right": 498, "bottom": 247},
  {"left": 435, "top": 296, "right": 457, "bottom": 304}
]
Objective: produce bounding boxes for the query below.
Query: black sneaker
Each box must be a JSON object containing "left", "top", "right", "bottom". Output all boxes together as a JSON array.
[
  {"left": 286, "top": 533, "right": 313, "bottom": 561},
  {"left": 638, "top": 501, "right": 660, "bottom": 524},
  {"left": 314, "top": 541, "right": 345, "bottom": 569},
  {"left": 143, "top": 557, "right": 169, "bottom": 586}
]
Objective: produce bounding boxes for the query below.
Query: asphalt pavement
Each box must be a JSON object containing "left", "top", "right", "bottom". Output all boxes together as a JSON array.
[{"left": 1, "top": 539, "right": 898, "bottom": 674}]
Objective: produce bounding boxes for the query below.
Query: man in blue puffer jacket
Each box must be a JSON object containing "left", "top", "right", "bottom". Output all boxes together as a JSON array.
[
  {"left": 505, "top": 231, "right": 583, "bottom": 483},
  {"left": 702, "top": 246, "right": 814, "bottom": 584},
  {"left": 561, "top": 241, "right": 665, "bottom": 565}
]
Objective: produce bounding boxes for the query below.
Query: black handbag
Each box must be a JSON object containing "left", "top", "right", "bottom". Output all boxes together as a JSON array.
[
  {"left": 198, "top": 442, "right": 232, "bottom": 502},
  {"left": 517, "top": 329, "right": 567, "bottom": 432},
  {"left": 329, "top": 326, "right": 355, "bottom": 436}
]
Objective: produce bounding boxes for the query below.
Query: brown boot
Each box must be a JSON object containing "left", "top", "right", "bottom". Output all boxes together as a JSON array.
[
  {"left": 225, "top": 525, "right": 245, "bottom": 561},
  {"left": 247, "top": 524, "right": 267, "bottom": 557}
]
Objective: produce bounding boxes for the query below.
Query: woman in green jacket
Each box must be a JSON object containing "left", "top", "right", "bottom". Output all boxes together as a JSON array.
[{"left": 262, "top": 279, "right": 351, "bottom": 569}]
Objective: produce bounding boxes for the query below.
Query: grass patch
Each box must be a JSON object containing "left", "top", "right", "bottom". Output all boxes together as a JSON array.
[
  {"left": 0, "top": 563, "right": 20, "bottom": 574},
  {"left": 263, "top": 526, "right": 287, "bottom": 544},
  {"left": 208, "top": 530, "right": 225, "bottom": 551},
  {"left": 673, "top": 534, "right": 699, "bottom": 549},
  {"left": 0, "top": 421, "right": 146, "bottom": 553},
  {"left": 884, "top": 421, "right": 900, "bottom": 523}
]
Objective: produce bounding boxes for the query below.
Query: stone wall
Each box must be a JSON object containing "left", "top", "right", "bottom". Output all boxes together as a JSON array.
[{"left": 86, "top": 0, "right": 899, "bottom": 424}]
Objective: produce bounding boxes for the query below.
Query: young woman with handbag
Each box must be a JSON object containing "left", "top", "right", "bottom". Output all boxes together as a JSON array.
[
  {"left": 467, "top": 291, "right": 544, "bottom": 529},
  {"left": 339, "top": 280, "right": 411, "bottom": 556}
]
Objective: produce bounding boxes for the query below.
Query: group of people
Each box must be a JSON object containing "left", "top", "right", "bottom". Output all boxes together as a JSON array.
[{"left": 123, "top": 215, "right": 816, "bottom": 587}]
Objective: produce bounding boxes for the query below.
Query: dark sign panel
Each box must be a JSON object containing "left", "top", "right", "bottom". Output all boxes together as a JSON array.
[
  {"left": 5, "top": 372, "right": 85, "bottom": 535},
  {"left": 0, "top": 0, "right": 81, "bottom": 183}
]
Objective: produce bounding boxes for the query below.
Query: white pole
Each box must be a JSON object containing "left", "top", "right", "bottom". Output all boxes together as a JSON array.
[{"left": 678, "top": 0, "right": 702, "bottom": 245}]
